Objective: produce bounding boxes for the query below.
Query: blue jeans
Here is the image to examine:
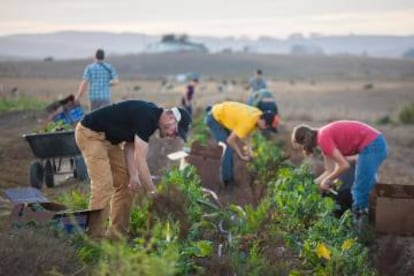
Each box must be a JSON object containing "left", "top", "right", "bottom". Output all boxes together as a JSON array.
[
  {"left": 205, "top": 112, "right": 233, "bottom": 182},
  {"left": 352, "top": 135, "right": 388, "bottom": 209}
]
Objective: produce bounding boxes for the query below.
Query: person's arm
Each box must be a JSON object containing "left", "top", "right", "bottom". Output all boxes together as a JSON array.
[
  {"left": 134, "top": 135, "right": 156, "bottom": 193},
  {"left": 244, "top": 135, "right": 254, "bottom": 157},
  {"left": 226, "top": 132, "right": 250, "bottom": 161},
  {"left": 320, "top": 149, "right": 350, "bottom": 190},
  {"left": 75, "top": 80, "right": 88, "bottom": 102},
  {"left": 109, "top": 66, "right": 119, "bottom": 86},
  {"left": 315, "top": 154, "right": 335, "bottom": 184},
  {"left": 124, "top": 135, "right": 156, "bottom": 193},
  {"left": 346, "top": 154, "right": 358, "bottom": 162},
  {"left": 124, "top": 142, "right": 141, "bottom": 191}
]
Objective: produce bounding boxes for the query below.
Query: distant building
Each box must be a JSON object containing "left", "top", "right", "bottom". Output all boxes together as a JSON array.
[
  {"left": 147, "top": 34, "right": 208, "bottom": 53},
  {"left": 290, "top": 44, "right": 324, "bottom": 56}
]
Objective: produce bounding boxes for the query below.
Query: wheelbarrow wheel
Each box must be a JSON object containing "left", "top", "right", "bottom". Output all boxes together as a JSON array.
[
  {"left": 74, "top": 156, "right": 89, "bottom": 182},
  {"left": 44, "top": 159, "right": 55, "bottom": 188},
  {"left": 29, "top": 161, "right": 43, "bottom": 189}
]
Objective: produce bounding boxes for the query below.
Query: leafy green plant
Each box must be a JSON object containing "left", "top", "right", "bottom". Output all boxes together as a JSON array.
[
  {"left": 269, "top": 165, "right": 376, "bottom": 275},
  {"left": 188, "top": 112, "right": 209, "bottom": 145},
  {"left": 36, "top": 119, "right": 72, "bottom": 133},
  {"left": 248, "top": 132, "right": 289, "bottom": 187},
  {"left": 93, "top": 239, "right": 179, "bottom": 276},
  {"left": 57, "top": 189, "right": 89, "bottom": 210}
]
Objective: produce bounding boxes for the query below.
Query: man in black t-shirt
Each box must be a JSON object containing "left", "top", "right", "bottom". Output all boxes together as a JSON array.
[{"left": 75, "top": 100, "right": 191, "bottom": 239}]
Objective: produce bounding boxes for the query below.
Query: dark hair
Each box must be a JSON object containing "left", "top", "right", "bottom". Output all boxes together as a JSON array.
[
  {"left": 95, "top": 49, "right": 105, "bottom": 60},
  {"left": 256, "top": 69, "right": 263, "bottom": 75},
  {"left": 291, "top": 125, "right": 318, "bottom": 155}
]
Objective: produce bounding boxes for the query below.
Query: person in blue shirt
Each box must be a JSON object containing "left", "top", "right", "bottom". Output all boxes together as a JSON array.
[
  {"left": 248, "top": 69, "right": 267, "bottom": 92},
  {"left": 75, "top": 49, "right": 119, "bottom": 111}
]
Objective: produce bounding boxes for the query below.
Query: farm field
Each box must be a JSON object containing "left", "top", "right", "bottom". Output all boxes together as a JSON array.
[{"left": 0, "top": 53, "right": 414, "bottom": 274}]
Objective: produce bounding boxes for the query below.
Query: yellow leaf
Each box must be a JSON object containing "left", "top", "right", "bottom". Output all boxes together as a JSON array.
[
  {"left": 316, "top": 243, "right": 331, "bottom": 260},
  {"left": 342, "top": 239, "right": 355, "bottom": 251}
]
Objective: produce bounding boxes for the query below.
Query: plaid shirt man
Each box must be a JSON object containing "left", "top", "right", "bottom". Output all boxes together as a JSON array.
[{"left": 83, "top": 62, "right": 118, "bottom": 101}]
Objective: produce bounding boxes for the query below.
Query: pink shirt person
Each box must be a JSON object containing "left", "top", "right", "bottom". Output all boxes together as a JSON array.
[{"left": 317, "top": 120, "right": 380, "bottom": 156}]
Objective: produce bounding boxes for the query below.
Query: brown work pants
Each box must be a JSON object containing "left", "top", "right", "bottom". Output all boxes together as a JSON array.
[{"left": 75, "top": 123, "right": 134, "bottom": 239}]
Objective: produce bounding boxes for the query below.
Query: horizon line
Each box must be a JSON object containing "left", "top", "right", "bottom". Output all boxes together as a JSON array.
[{"left": 1, "top": 30, "right": 414, "bottom": 40}]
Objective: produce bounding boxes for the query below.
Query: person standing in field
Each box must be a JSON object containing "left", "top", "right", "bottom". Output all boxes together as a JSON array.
[
  {"left": 75, "top": 49, "right": 119, "bottom": 111},
  {"left": 181, "top": 78, "right": 198, "bottom": 116},
  {"left": 205, "top": 101, "right": 279, "bottom": 187},
  {"left": 75, "top": 100, "right": 191, "bottom": 239},
  {"left": 248, "top": 69, "right": 267, "bottom": 93},
  {"left": 247, "top": 88, "right": 280, "bottom": 133},
  {"left": 291, "top": 120, "right": 387, "bottom": 226}
]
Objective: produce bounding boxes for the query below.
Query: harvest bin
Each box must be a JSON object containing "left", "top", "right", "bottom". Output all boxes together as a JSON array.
[
  {"left": 4, "top": 187, "right": 99, "bottom": 233},
  {"left": 370, "top": 183, "right": 414, "bottom": 235},
  {"left": 186, "top": 141, "right": 223, "bottom": 191}
]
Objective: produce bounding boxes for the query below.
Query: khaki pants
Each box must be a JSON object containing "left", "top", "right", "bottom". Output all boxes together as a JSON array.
[{"left": 75, "top": 123, "right": 134, "bottom": 239}]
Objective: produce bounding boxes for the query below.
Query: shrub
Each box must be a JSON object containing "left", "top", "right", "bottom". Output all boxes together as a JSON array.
[
  {"left": 399, "top": 103, "right": 414, "bottom": 124},
  {"left": 376, "top": 115, "right": 393, "bottom": 125}
]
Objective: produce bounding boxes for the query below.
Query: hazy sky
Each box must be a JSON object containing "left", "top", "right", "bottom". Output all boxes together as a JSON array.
[{"left": 2, "top": 0, "right": 414, "bottom": 38}]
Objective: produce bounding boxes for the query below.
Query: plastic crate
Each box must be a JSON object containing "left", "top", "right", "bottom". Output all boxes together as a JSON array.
[
  {"left": 54, "top": 211, "right": 89, "bottom": 233},
  {"left": 53, "top": 105, "right": 84, "bottom": 125},
  {"left": 68, "top": 106, "right": 84, "bottom": 122}
]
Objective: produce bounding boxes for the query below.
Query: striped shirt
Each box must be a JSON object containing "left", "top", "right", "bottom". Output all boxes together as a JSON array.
[{"left": 82, "top": 62, "right": 118, "bottom": 101}]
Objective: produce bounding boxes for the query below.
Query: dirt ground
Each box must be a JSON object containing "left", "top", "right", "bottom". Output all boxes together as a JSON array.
[{"left": 0, "top": 77, "right": 413, "bottom": 274}]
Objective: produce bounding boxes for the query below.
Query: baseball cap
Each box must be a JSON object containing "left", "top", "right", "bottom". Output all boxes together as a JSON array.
[{"left": 171, "top": 107, "right": 192, "bottom": 142}]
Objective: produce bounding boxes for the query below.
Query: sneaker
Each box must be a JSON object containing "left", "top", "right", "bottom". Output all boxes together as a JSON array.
[{"left": 352, "top": 208, "right": 369, "bottom": 231}]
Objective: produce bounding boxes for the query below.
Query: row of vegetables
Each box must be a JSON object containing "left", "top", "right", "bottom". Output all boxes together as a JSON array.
[{"left": 59, "top": 126, "right": 376, "bottom": 275}]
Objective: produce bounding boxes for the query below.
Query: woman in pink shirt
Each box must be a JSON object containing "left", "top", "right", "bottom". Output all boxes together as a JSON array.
[{"left": 291, "top": 120, "right": 387, "bottom": 220}]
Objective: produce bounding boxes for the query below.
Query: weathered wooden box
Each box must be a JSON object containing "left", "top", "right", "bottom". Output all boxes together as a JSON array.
[{"left": 370, "top": 183, "right": 414, "bottom": 235}]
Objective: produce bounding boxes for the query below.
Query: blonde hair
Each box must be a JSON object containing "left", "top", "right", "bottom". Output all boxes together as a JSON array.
[{"left": 291, "top": 124, "right": 318, "bottom": 155}]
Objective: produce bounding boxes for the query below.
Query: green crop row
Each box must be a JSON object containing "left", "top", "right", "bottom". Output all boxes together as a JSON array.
[{"left": 66, "top": 132, "right": 376, "bottom": 275}]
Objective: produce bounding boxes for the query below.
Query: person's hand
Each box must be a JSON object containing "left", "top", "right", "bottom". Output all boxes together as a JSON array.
[
  {"left": 238, "top": 154, "right": 251, "bottom": 162},
  {"left": 147, "top": 189, "right": 156, "bottom": 198},
  {"left": 73, "top": 96, "right": 80, "bottom": 105},
  {"left": 128, "top": 177, "right": 141, "bottom": 192},
  {"left": 320, "top": 178, "right": 332, "bottom": 192}
]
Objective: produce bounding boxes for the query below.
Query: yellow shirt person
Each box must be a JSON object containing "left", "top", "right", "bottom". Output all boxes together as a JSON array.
[
  {"left": 212, "top": 101, "right": 263, "bottom": 139},
  {"left": 205, "top": 101, "right": 278, "bottom": 187}
]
